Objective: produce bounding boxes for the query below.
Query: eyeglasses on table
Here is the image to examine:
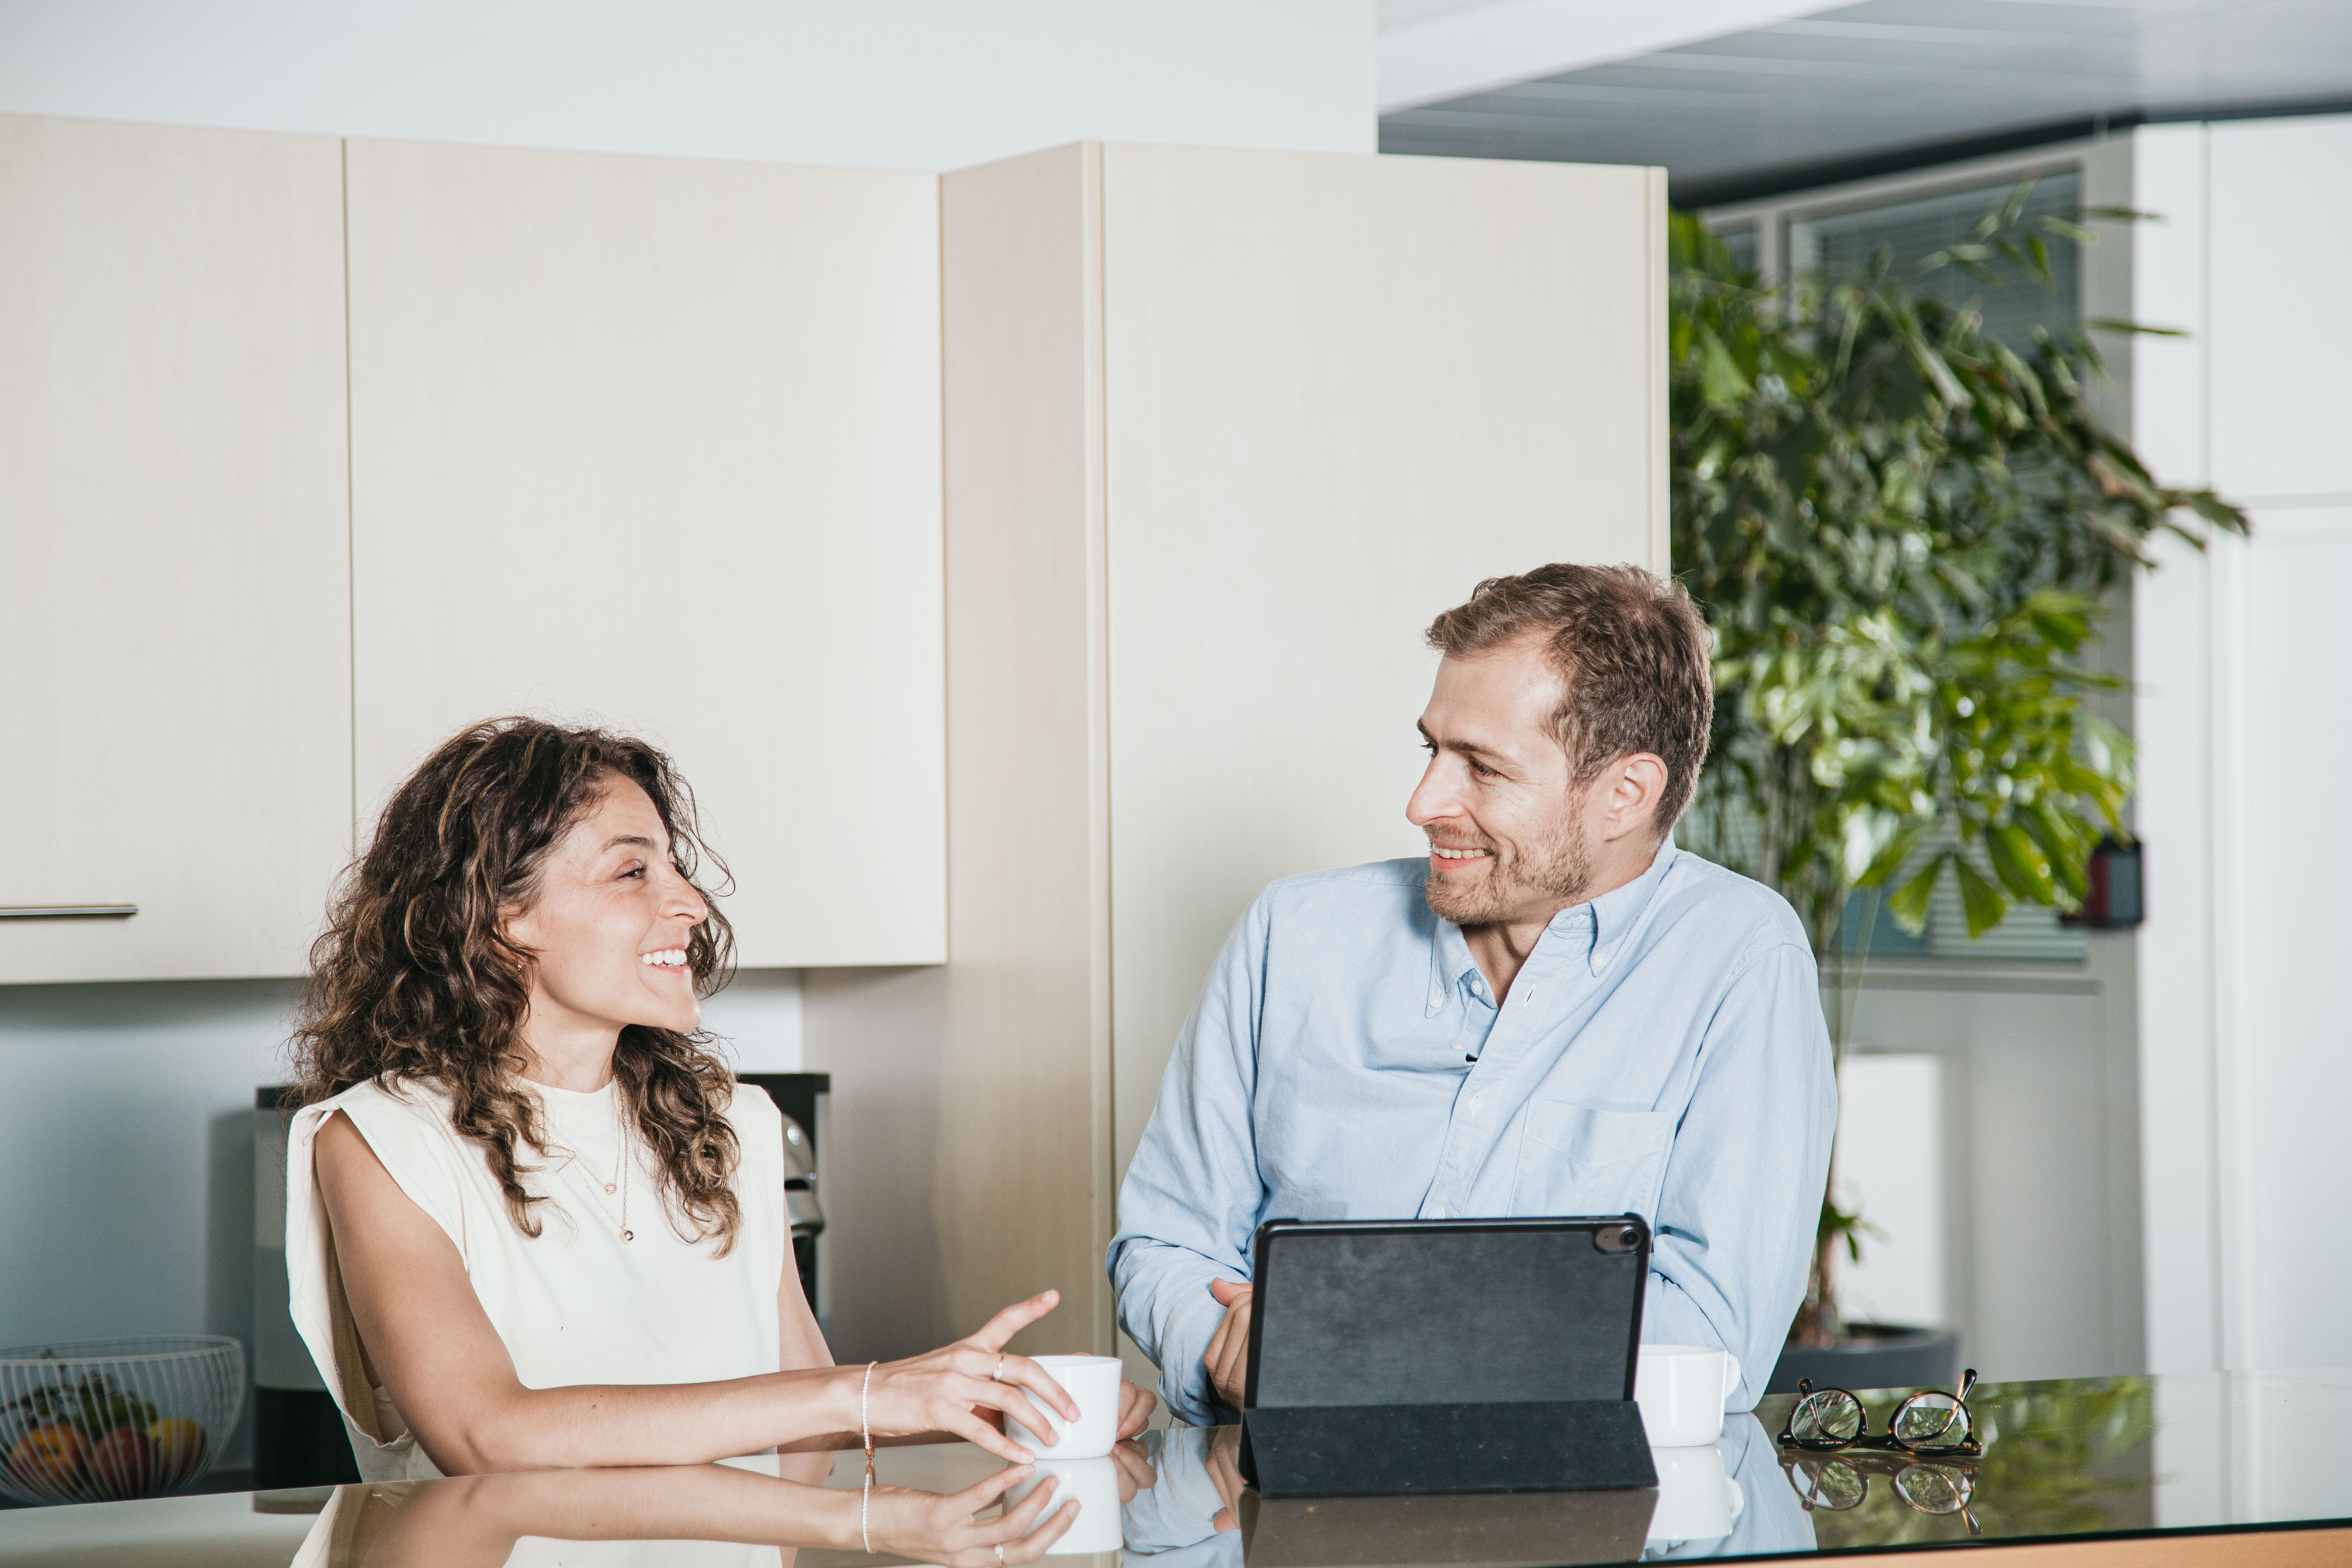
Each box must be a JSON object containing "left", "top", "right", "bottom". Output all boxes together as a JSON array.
[{"left": 1778, "top": 1368, "right": 1984, "bottom": 1458}]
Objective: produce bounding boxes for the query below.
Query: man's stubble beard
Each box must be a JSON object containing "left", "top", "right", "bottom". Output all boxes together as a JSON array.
[{"left": 1423, "top": 808, "right": 1593, "bottom": 928}]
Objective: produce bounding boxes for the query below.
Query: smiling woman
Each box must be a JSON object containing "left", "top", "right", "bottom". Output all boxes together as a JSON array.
[
  {"left": 271, "top": 718, "right": 1146, "bottom": 1534},
  {"left": 290, "top": 723, "right": 749, "bottom": 1256}
]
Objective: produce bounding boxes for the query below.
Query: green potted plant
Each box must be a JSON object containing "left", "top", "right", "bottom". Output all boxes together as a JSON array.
[{"left": 1666, "top": 187, "right": 2247, "bottom": 1386}]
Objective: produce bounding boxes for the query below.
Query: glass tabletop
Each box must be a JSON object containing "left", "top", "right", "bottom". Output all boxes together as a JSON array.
[{"left": 2, "top": 1371, "right": 2347, "bottom": 1566}]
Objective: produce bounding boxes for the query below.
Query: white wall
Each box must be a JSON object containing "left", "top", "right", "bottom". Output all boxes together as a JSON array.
[
  {"left": 0, "top": 0, "right": 1376, "bottom": 168},
  {"left": 1840, "top": 940, "right": 2146, "bottom": 1381},
  {"left": 2132, "top": 113, "right": 2352, "bottom": 1376}
]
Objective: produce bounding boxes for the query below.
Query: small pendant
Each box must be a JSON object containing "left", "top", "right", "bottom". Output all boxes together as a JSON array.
[
  {"left": 619, "top": 1229, "right": 634, "bottom": 1243},
  {"left": 604, "top": 1183, "right": 616, "bottom": 1194}
]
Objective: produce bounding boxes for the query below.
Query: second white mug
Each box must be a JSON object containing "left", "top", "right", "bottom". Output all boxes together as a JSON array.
[{"left": 1634, "top": 1343, "right": 1743, "bottom": 1447}]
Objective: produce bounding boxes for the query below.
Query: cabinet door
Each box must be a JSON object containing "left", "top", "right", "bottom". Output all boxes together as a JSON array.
[
  {"left": 0, "top": 115, "right": 352, "bottom": 983},
  {"left": 345, "top": 141, "right": 945, "bottom": 968},
  {"left": 1100, "top": 145, "right": 1668, "bottom": 1176}
]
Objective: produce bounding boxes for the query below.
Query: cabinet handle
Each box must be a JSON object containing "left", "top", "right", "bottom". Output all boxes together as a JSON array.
[{"left": 0, "top": 905, "right": 138, "bottom": 920}]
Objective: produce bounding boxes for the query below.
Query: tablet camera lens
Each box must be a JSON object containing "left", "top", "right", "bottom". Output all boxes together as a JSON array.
[{"left": 1620, "top": 1227, "right": 1638, "bottom": 1247}]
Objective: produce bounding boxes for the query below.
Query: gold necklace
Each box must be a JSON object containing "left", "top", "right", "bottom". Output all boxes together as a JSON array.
[{"left": 550, "top": 1096, "right": 634, "bottom": 1243}]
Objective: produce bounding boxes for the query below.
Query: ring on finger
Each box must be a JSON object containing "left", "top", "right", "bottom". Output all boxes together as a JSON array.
[
  {"left": 992, "top": 1354, "right": 1007, "bottom": 1383},
  {"left": 995, "top": 1547, "right": 1005, "bottom": 1565}
]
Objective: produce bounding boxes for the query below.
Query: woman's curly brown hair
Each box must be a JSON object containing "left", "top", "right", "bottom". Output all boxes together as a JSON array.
[{"left": 286, "top": 717, "right": 746, "bottom": 1251}]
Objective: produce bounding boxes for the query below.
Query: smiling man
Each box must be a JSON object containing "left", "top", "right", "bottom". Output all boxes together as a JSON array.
[{"left": 1109, "top": 563, "right": 1836, "bottom": 1427}]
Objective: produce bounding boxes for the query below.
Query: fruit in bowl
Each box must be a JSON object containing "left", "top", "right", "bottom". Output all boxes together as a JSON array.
[
  {"left": 6, "top": 1424, "right": 87, "bottom": 1498},
  {"left": 89, "top": 1423, "right": 158, "bottom": 1494},
  {"left": 147, "top": 1418, "right": 207, "bottom": 1488},
  {"left": 0, "top": 1338, "right": 242, "bottom": 1505}
]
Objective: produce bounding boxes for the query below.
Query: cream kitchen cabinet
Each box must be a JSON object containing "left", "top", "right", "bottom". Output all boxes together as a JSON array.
[
  {"left": 0, "top": 114, "right": 352, "bottom": 983},
  {"left": 342, "top": 139, "right": 946, "bottom": 969},
  {"left": 805, "top": 143, "right": 1668, "bottom": 1359}
]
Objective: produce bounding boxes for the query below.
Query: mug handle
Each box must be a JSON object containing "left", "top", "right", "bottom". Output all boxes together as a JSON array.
[
  {"left": 1720, "top": 1353, "right": 1743, "bottom": 1400},
  {"left": 1725, "top": 1476, "right": 1745, "bottom": 1522}
]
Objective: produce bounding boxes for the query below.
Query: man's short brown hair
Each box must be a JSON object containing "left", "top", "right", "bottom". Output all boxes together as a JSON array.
[{"left": 1425, "top": 563, "right": 1713, "bottom": 833}]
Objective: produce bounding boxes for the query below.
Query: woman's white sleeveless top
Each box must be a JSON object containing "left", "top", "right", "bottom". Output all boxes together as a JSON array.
[{"left": 284, "top": 1074, "right": 786, "bottom": 1482}]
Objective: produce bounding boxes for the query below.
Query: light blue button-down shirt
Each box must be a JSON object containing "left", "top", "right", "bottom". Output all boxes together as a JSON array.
[{"left": 1109, "top": 841, "right": 1836, "bottom": 1427}]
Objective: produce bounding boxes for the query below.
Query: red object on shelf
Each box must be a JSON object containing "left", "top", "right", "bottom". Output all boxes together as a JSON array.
[{"left": 2061, "top": 839, "right": 2143, "bottom": 929}]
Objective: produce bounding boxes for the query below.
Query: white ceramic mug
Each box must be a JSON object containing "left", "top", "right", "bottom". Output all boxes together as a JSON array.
[
  {"left": 1646, "top": 1441, "right": 1746, "bottom": 1542},
  {"left": 1005, "top": 1457, "right": 1125, "bottom": 1554},
  {"left": 1634, "top": 1343, "right": 1743, "bottom": 1447},
  {"left": 1004, "top": 1353, "right": 1124, "bottom": 1461}
]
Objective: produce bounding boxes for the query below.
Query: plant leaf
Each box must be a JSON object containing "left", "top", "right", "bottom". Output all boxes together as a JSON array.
[
  {"left": 1953, "top": 856, "right": 2009, "bottom": 938},
  {"left": 1987, "top": 821, "right": 2058, "bottom": 904},
  {"left": 1886, "top": 852, "right": 1946, "bottom": 934},
  {"left": 1857, "top": 819, "right": 1928, "bottom": 888}
]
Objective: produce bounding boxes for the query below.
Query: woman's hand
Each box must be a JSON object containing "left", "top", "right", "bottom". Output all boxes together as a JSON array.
[
  {"left": 867, "top": 1467, "right": 1077, "bottom": 1567},
  {"left": 1117, "top": 1378, "right": 1158, "bottom": 1439},
  {"left": 861, "top": 1291, "right": 1081, "bottom": 1462}
]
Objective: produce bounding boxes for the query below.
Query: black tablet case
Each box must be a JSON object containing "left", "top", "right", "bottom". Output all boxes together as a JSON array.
[{"left": 1238, "top": 1217, "right": 1658, "bottom": 1498}]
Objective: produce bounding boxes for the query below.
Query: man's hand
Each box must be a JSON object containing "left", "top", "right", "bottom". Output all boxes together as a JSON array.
[
  {"left": 1204, "top": 1422, "right": 1246, "bottom": 1532},
  {"left": 1110, "top": 1438, "right": 1158, "bottom": 1504},
  {"left": 1117, "top": 1378, "right": 1158, "bottom": 1439},
  {"left": 1202, "top": 1277, "right": 1253, "bottom": 1412}
]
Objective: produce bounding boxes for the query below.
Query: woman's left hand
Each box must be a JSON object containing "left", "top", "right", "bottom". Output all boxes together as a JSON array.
[{"left": 1117, "top": 1378, "right": 1157, "bottom": 1439}]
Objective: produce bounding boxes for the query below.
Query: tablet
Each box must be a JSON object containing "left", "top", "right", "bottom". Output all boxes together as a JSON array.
[{"left": 1241, "top": 1216, "right": 1649, "bottom": 1411}]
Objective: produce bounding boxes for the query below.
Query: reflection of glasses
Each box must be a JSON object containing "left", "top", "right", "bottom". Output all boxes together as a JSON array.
[
  {"left": 1777, "top": 1369, "right": 1982, "bottom": 1458},
  {"left": 1779, "top": 1451, "right": 1982, "bottom": 1537}
]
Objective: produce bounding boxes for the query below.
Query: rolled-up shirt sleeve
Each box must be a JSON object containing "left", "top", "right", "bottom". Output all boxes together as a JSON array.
[
  {"left": 1638, "top": 940, "right": 1837, "bottom": 1409},
  {"left": 1109, "top": 898, "right": 1269, "bottom": 1427}
]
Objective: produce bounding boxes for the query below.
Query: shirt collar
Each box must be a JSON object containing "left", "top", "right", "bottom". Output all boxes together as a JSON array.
[
  {"left": 1560, "top": 835, "right": 1678, "bottom": 976},
  {"left": 1426, "top": 906, "right": 1477, "bottom": 1016},
  {"left": 1423, "top": 835, "right": 1680, "bottom": 1008}
]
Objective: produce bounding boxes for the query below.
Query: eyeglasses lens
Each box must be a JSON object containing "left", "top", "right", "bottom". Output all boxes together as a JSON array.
[
  {"left": 1894, "top": 1464, "right": 1973, "bottom": 1515},
  {"left": 1792, "top": 1389, "right": 1865, "bottom": 1445},
  {"left": 1795, "top": 1457, "right": 1868, "bottom": 1510},
  {"left": 1892, "top": 1392, "right": 1969, "bottom": 1450}
]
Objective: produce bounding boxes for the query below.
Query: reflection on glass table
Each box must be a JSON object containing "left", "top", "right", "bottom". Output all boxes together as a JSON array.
[
  {"left": 3, "top": 1372, "right": 2350, "bottom": 1566},
  {"left": 1764, "top": 1375, "right": 2150, "bottom": 1552}
]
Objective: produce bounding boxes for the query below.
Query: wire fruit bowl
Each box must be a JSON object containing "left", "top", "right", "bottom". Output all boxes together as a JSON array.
[{"left": 0, "top": 1337, "right": 246, "bottom": 1506}]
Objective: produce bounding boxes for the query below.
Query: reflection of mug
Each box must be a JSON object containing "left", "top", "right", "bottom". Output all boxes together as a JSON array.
[
  {"left": 1006, "top": 1458, "right": 1124, "bottom": 1555},
  {"left": 1635, "top": 1343, "right": 1743, "bottom": 1446},
  {"left": 1647, "top": 1442, "right": 1746, "bottom": 1542}
]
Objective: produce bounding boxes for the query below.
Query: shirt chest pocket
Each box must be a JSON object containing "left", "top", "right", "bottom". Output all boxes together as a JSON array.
[{"left": 1510, "top": 1102, "right": 1674, "bottom": 1223}]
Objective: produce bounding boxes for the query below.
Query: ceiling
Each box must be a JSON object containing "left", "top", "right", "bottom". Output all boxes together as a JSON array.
[{"left": 1378, "top": 0, "right": 2352, "bottom": 206}]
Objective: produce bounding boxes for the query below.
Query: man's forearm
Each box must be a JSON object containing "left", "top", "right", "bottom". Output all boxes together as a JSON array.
[
  {"left": 1640, "top": 1262, "right": 1797, "bottom": 1412},
  {"left": 1114, "top": 1241, "right": 1236, "bottom": 1426}
]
